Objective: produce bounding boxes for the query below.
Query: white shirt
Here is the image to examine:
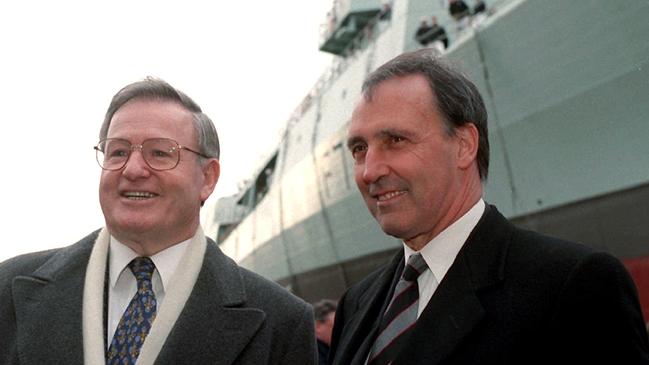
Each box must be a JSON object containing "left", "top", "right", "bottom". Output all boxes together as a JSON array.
[
  {"left": 107, "top": 237, "right": 190, "bottom": 346},
  {"left": 403, "top": 199, "right": 485, "bottom": 317}
]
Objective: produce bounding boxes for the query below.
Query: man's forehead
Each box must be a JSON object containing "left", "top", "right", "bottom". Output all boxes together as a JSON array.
[
  {"left": 113, "top": 98, "right": 190, "bottom": 116},
  {"left": 110, "top": 100, "right": 191, "bottom": 124},
  {"left": 347, "top": 97, "right": 389, "bottom": 143},
  {"left": 107, "top": 99, "right": 195, "bottom": 138},
  {"left": 348, "top": 94, "right": 418, "bottom": 132}
]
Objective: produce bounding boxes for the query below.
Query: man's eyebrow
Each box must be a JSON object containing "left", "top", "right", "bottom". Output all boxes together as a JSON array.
[
  {"left": 347, "top": 128, "right": 414, "bottom": 149},
  {"left": 377, "top": 128, "right": 414, "bottom": 139},
  {"left": 346, "top": 136, "right": 364, "bottom": 150}
]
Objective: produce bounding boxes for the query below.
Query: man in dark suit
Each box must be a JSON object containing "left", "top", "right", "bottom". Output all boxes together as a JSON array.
[
  {"left": 0, "top": 78, "right": 316, "bottom": 364},
  {"left": 330, "top": 49, "right": 649, "bottom": 364}
]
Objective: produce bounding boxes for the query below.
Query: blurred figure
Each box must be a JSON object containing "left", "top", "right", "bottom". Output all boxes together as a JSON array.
[
  {"left": 473, "top": 0, "right": 486, "bottom": 14},
  {"left": 428, "top": 16, "right": 449, "bottom": 50},
  {"left": 379, "top": 1, "right": 392, "bottom": 21},
  {"left": 314, "top": 299, "right": 337, "bottom": 365},
  {"left": 470, "top": 0, "right": 488, "bottom": 27},
  {"left": 449, "top": 0, "right": 470, "bottom": 20},
  {"left": 415, "top": 17, "right": 432, "bottom": 46},
  {"left": 449, "top": 0, "right": 470, "bottom": 30},
  {"left": 416, "top": 16, "right": 448, "bottom": 52}
]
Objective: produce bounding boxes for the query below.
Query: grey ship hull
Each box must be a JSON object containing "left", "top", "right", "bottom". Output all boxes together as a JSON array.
[{"left": 209, "top": 0, "right": 649, "bottom": 305}]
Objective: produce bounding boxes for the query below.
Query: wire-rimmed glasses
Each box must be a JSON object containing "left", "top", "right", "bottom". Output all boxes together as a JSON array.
[{"left": 94, "top": 138, "right": 209, "bottom": 171}]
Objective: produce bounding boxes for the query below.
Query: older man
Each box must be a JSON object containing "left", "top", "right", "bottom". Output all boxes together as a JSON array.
[
  {"left": 329, "top": 49, "right": 649, "bottom": 364},
  {"left": 0, "top": 78, "right": 316, "bottom": 365}
]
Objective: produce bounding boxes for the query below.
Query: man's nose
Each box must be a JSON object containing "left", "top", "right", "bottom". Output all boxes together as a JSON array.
[
  {"left": 122, "top": 148, "right": 151, "bottom": 179},
  {"left": 361, "top": 148, "right": 389, "bottom": 185}
]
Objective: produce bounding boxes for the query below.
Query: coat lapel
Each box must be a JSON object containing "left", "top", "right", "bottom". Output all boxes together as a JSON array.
[
  {"left": 397, "top": 251, "right": 486, "bottom": 364},
  {"left": 395, "top": 205, "right": 511, "bottom": 364},
  {"left": 335, "top": 251, "right": 404, "bottom": 365},
  {"left": 155, "top": 240, "right": 266, "bottom": 364},
  {"left": 12, "top": 233, "right": 97, "bottom": 365}
]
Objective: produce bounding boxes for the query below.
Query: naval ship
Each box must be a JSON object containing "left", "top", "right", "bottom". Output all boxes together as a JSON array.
[{"left": 205, "top": 0, "right": 649, "bottom": 320}]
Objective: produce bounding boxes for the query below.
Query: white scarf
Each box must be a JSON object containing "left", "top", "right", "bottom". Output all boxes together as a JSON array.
[{"left": 82, "top": 227, "right": 207, "bottom": 365}]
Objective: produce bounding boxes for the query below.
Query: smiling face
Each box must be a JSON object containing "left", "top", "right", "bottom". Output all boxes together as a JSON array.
[
  {"left": 99, "top": 98, "right": 219, "bottom": 253},
  {"left": 347, "top": 74, "right": 481, "bottom": 249}
]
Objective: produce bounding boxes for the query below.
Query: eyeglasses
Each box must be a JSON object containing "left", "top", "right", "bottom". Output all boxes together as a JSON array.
[{"left": 94, "top": 138, "right": 209, "bottom": 171}]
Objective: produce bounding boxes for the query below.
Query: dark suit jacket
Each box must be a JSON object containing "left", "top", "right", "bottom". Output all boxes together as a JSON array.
[
  {"left": 0, "top": 231, "right": 316, "bottom": 364},
  {"left": 317, "top": 340, "right": 330, "bottom": 365},
  {"left": 329, "top": 205, "right": 649, "bottom": 364}
]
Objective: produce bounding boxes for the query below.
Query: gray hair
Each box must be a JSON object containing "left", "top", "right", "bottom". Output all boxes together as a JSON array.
[
  {"left": 100, "top": 77, "right": 220, "bottom": 160},
  {"left": 362, "top": 49, "right": 489, "bottom": 180}
]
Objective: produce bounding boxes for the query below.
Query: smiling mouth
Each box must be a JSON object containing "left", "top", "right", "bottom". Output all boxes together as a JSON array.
[
  {"left": 121, "top": 191, "right": 159, "bottom": 200},
  {"left": 376, "top": 190, "right": 406, "bottom": 202}
]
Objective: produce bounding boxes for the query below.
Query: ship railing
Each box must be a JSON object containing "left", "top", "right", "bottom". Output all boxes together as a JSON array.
[{"left": 406, "top": 0, "right": 514, "bottom": 53}]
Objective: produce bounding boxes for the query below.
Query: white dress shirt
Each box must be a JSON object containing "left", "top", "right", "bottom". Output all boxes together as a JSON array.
[
  {"left": 403, "top": 199, "right": 485, "bottom": 317},
  {"left": 107, "top": 237, "right": 190, "bottom": 345}
]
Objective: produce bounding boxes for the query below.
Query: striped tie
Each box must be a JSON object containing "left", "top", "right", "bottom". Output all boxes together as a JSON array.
[
  {"left": 368, "top": 253, "right": 428, "bottom": 365},
  {"left": 106, "top": 257, "right": 157, "bottom": 365}
]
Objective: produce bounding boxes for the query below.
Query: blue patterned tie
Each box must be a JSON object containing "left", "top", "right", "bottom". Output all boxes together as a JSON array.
[
  {"left": 106, "top": 257, "right": 157, "bottom": 365},
  {"left": 368, "top": 253, "right": 428, "bottom": 364}
]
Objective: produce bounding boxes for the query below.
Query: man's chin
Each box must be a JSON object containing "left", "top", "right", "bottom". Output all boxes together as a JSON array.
[
  {"left": 106, "top": 218, "right": 157, "bottom": 237},
  {"left": 377, "top": 220, "right": 410, "bottom": 241}
]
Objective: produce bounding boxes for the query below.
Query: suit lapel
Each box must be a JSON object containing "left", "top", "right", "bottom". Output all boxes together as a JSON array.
[
  {"left": 335, "top": 251, "right": 404, "bottom": 365},
  {"left": 397, "top": 251, "right": 486, "bottom": 364},
  {"left": 12, "top": 233, "right": 97, "bottom": 365},
  {"left": 155, "top": 240, "right": 265, "bottom": 364},
  {"left": 396, "top": 205, "right": 511, "bottom": 364}
]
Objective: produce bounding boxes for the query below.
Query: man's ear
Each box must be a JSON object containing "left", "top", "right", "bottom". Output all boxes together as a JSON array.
[
  {"left": 200, "top": 159, "right": 220, "bottom": 203},
  {"left": 456, "top": 123, "right": 479, "bottom": 170}
]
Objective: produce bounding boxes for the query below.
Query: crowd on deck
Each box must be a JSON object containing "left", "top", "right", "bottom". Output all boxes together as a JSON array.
[{"left": 415, "top": 0, "right": 488, "bottom": 51}]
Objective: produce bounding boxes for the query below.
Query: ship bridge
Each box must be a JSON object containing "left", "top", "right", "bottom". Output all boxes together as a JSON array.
[{"left": 319, "top": 0, "right": 386, "bottom": 56}]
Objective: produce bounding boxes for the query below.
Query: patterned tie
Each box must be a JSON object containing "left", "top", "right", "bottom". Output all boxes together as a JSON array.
[
  {"left": 106, "top": 257, "right": 157, "bottom": 365},
  {"left": 368, "top": 253, "right": 428, "bottom": 365}
]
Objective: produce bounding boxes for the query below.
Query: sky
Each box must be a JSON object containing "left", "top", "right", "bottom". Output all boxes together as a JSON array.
[{"left": 0, "top": 1, "right": 333, "bottom": 262}]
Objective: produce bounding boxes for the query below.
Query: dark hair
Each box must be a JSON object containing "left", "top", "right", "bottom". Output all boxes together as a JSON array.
[
  {"left": 362, "top": 49, "right": 489, "bottom": 180},
  {"left": 100, "top": 77, "right": 220, "bottom": 159},
  {"left": 313, "top": 299, "right": 337, "bottom": 322}
]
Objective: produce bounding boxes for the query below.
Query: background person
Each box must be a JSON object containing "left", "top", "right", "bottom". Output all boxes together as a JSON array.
[
  {"left": 416, "top": 16, "right": 448, "bottom": 51},
  {"left": 314, "top": 299, "right": 337, "bottom": 365},
  {"left": 415, "top": 17, "right": 432, "bottom": 46}
]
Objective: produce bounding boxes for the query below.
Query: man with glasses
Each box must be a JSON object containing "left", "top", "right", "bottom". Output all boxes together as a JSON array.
[{"left": 0, "top": 78, "right": 316, "bottom": 364}]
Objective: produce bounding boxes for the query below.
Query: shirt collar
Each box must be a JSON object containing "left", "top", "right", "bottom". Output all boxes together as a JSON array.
[
  {"left": 403, "top": 199, "right": 485, "bottom": 283},
  {"left": 109, "top": 236, "right": 191, "bottom": 290}
]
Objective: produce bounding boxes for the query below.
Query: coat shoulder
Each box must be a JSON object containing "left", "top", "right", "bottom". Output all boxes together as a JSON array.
[
  {"left": 0, "top": 230, "right": 99, "bottom": 283},
  {"left": 238, "top": 266, "right": 311, "bottom": 312},
  {"left": 204, "top": 238, "right": 310, "bottom": 314},
  {"left": 0, "top": 230, "right": 99, "bottom": 365},
  {"left": 505, "top": 224, "right": 611, "bottom": 278},
  {"left": 0, "top": 248, "right": 60, "bottom": 282},
  {"left": 479, "top": 206, "right": 605, "bottom": 278},
  {"left": 231, "top": 260, "right": 316, "bottom": 364}
]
